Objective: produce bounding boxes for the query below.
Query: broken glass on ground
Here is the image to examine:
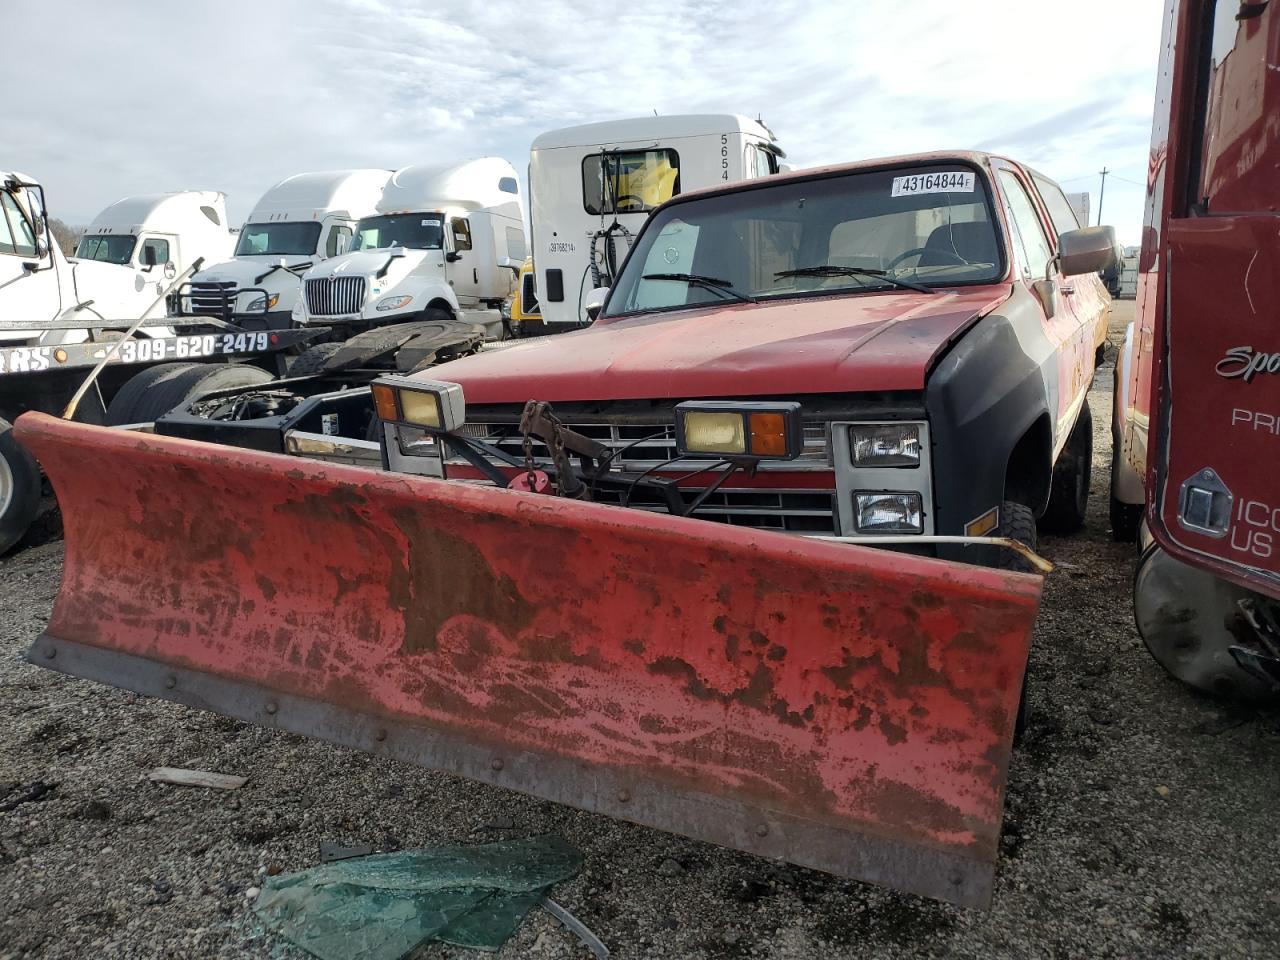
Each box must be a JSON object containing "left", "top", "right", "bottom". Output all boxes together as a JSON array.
[{"left": 253, "top": 834, "right": 582, "bottom": 958}]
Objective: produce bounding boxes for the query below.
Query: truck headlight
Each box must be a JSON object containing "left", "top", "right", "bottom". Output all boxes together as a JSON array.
[
  {"left": 675, "top": 401, "right": 803, "bottom": 459},
  {"left": 848, "top": 423, "right": 921, "bottom": 468},
  {"left": 246, "top": 293, "right": 280, "bottom": 312},
  {"left": 371, "top": 376, "right": 465, "bottom": 432},
  {"left": 854, "top": 492, "right": 924, "bottom": 534},
  {"left": 376, "top": 295, "right": 414, "bottom": 312}
]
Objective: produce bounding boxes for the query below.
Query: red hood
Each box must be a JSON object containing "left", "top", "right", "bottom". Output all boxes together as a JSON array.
[{"left": 428, "top": 286, "right": 1011, "bottom": 404}]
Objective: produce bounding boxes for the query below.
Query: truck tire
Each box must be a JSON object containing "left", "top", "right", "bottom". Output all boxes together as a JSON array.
[
  {"left": 1109, "top": 456, "right": 1143, "bottom": 542},
  {"left": 287, "top": 342, "right": 344, "bottom": 377},
  {"left": 0, "top": 418, "right": 41, "bottom": 555},
  {"left": 106, "top": 363, "right": 273, "bottom": 425},
  {"left": 1040, "top": 402, "right": 1092, "bottom": 534},
  {"left": 995, "top": 500, "right": 1038, "bottom": 573}
]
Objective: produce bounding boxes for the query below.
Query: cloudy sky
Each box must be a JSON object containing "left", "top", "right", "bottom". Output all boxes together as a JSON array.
[{"left": 9, "top": 0, "right": 1162, "bottom": 244}]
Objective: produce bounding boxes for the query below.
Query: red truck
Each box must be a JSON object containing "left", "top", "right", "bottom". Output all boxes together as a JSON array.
[
  {"left": 1111, "top": 0, "right": 1280, "bottom": 698},
  {"left": 15, "top": 149, "right": 1117, "bottom": 907}
]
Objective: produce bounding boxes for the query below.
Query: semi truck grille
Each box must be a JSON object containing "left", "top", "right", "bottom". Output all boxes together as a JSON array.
[
  {"left": 306, "top": 277, "right": 366, "bottom": 316},
  {"left": 188, "top": 281, "right": 237, "bottom": 319}
]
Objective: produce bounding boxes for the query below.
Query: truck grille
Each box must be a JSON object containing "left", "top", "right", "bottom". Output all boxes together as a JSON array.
[
  {"left": 453, "top": 420, "right": 829, "bottom": 469},
  {"left": 306, "top": 277, "right": 366, "bottom": 316},
  {"left": 449, "top": 417, "right": 835, "bottom": 533},
  {"left": 188, "top": 281, "right": 237, "bottom": 319}
]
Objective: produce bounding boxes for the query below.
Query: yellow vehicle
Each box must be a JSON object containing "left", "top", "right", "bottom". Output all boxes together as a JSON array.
[{"left": 502, "top": 256, "right": 543, "bottom": 335}]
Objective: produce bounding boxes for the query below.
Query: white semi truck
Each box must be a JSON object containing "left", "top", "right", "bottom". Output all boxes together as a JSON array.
[
  {"left": 293, "top": 158, "right": 525, "bottom": 338},
  {"left": 73, "top": 190, "right": 234, "bottom": 322},
  {"left": 522, "top": 114, "right": 785, "bottom": 329},
  {"left": 177, "top": 169, "right": 392, "bottom": 330}
]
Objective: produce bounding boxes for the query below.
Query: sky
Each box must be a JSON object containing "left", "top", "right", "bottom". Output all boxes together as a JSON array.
[{"left": 6, "top": 0, "right": 1163, "bottom": 245}]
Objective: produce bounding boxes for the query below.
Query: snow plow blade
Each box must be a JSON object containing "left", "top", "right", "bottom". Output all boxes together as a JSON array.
[{"left": 18, "top": 413, "right": 1043, "bottom": 908}]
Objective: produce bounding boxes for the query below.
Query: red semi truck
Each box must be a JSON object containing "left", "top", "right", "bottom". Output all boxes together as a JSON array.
[{"left": 1111, "top": 0, "right": 1280, "bottom": 698}]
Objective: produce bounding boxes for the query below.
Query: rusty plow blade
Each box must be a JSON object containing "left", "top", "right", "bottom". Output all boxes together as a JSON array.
[{"left": 17, "top": 413, "right": 1043, "bottom": 908}]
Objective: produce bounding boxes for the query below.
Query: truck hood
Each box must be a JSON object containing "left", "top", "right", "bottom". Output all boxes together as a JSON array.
[
  {"left": 193, "top": 256, "right": 315, "bottom": 288},
  {"left": 429, "top": 286, "right": 1011, "bottom": 403},
  {"left": 306, "top": 249, "right": 432, "bottom": 285}
]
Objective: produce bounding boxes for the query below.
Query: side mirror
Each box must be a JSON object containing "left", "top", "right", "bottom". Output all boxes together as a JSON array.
[
  {"left": 584, "top": 286, "right": 610, "bottom": 322},
  {"left": 34, "top": 238, "right": 49, "bottom": 258},
  {"left": 143, "top": 246, "right": 158, "bottom": 268},
  {"left": 446, "top": 251, "right": 463, "bottom": 263},
  {"left": 163, "top": 261, "right": 177, "bottom": 280},
  {"left": 497, "top": 256, "right": 521, "bottom": 275},
  {"left": 1059, "top": 225, "right": 1119, "bottom": 277}
]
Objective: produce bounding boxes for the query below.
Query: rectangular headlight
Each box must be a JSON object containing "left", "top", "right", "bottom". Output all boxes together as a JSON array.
[
  {"left": 849, "top": 423, "right": 921, "bottom": 468},
  {"left": 854, "top": 492, "right": 923, "bottom": 534},
  {"left": 370, "top": 377, "right": 466, "bottom": 432},
  {"left": 675, "top": 401, "right": 803, "bottom": 460}
]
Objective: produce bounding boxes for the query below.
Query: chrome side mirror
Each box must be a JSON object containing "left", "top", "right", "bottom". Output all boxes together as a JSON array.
[{"left": 584, "top": 286, "right": 610, "bottom": 322}]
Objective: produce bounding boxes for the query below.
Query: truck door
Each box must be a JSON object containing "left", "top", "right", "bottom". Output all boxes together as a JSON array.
[
  {"left": 993, "top": 164, "right": 1093, "bottom": 458},
  {"left": 446, "top": 216, "right": 481, "bottom": 307},
  {"left": 1150, "top": 0, "right": 1280, "bottom": 596},
  {"left": 137, "top": 235, "right": 174, "bottom": 301},
  {"left": 0, "top": 189, "right": 60, "bottom": 331}
]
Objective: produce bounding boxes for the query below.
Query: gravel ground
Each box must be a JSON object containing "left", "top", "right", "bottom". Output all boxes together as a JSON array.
[{"left": 2, "top": 301, "right": 1279, "bottom": 959}]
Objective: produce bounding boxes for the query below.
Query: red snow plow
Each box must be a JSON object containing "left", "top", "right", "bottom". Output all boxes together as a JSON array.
[{"left": 19, "top": 412, "right": 1041, "bottom": 907}]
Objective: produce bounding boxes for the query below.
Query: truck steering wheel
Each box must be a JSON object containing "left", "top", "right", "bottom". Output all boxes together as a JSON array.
[{"left": 886, "top": 247, "right": 967, "bottom": 270}]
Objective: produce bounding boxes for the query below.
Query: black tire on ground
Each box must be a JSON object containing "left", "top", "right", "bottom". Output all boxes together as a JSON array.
[
  {"left": 1109, "top": 455, "right": 1143, "bottom": 542},
  {"left": 105, "top": 363, "right": 274, "bottom": 425},
  {"left": 421, "top": 305, "right": 453, "bottom": 322},
  {"left": 995, "top": 500, "right": 1039, "bottom": 573},
  {"left": 1040, "top": 402, "right": 1092, "bottom": 534},
  {"left": 0, "top": 418, "right": 41, "bottom": 555},
  {"left": 287, "top": 342, "right": 344, "bottom": 377}
]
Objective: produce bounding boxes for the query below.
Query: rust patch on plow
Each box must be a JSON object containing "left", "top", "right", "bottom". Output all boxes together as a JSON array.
[{"left": 15, "top": 413, "right": 1043, "bottom": 907}]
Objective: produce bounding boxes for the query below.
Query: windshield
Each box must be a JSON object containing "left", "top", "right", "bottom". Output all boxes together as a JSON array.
[
  {"left": 76, "top": 234, "right": 137, "bottom": 265},
  {"left": 234, "top": 221, "right": 322, "bottom": 257},
  {"left": 604, "top": 165, "right": 1002, "bottom": 318},
  {"left": 350, "top": 214, "right": 444, "bottom": 252}
]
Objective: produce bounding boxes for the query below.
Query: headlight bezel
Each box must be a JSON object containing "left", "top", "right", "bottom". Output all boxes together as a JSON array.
[
  {"left": 376, "top": 294, "right": 414, "bottom": 312},
  {"left": 245, "top": 293, "right": 280, "bottom": 312},
  {"left": 674, "top": 400, "right": 804, "bottom": 461},
  {"left": 370, "top": 376, "right": 466, "bottom": 432}
]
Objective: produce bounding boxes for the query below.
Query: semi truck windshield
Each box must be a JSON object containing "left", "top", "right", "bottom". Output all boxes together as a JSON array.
[
  {"left": 234, "top": 222, "right": 323, "bottom": 257},
  {"left": 350, "top": 215, "right": 444, "bottom": 252}
]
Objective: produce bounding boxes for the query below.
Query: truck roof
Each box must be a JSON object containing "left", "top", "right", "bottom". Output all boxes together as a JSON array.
[
  {"left": 531, "top": 114, "right": 776, "bottom": 151},
  {"left": 662, "top": 150, "right": 1022, "bottom": 206},
  {"left": 84, "top": 191, "right": 228, "bottom": 234},
  {"left": 377, "top": 158, "right": 520, "bottom": 214},
  {"left": 248, "top": 169, "right": 393, "bottom": 223}
]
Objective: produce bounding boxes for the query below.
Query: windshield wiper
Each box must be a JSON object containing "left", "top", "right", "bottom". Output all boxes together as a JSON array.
[
  {"left": 775, "top": 265, "right": 936, "bottom": 294},
  {"left": 641, "top": 273, "right": 755, "bottom": 304}
]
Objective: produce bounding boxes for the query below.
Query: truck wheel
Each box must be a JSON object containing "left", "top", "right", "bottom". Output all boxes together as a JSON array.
[
  {"left": 995, "top": 500, "right": 1038, "bottom": 573},
  {"left": 106, "top": 363, "right": 274, "bottom": 425},
  {"left": 287, "top": 343, "right": 344, "bottom": 377},
  {"left": 1040, "top": 402, "right": 1092, "bottom": 534},
  {"left": 0, "top": 418, "right": 41, "bottom": 555},
  {"left": 1109, "top": 456, "right": 1143, "bottom": 542}
]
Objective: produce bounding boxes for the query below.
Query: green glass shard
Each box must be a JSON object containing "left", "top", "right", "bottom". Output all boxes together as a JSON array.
[{"left": 253, "top": 835, "right": 581, "bottom": 960}]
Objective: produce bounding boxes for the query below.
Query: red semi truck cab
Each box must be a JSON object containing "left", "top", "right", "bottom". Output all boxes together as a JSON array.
[
  {"left": 378, "top": 151, "right": 1116, "bottom": 568},
  {"left": 1112, "top": 0, "right": 1280, "bottom": 696}
]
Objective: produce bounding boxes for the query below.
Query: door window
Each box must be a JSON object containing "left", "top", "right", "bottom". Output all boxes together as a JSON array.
[
  {"left": 583, "top": 150, "right": 680, "bottom": 215},
  {"left": 0, "top": 193, "right": 37, "bottom": 256},
  {"left": 999, "top": 171, "right": 1054, "bottom": 279},
  {"left": 1032, "top": 175, "right": 1082, "bottom": 238},
  {"left": 326, "top": 225, "right": 352, "bottom": 257},
  {"left": 451, "top": 218, "right": 473, "bottom": 251},
  {"left": 140, "top": 237, "right": 170, "bottom": 267}
]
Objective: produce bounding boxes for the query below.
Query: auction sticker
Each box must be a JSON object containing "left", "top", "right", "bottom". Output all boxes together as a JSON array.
[{"left": 892, "top": 172, "right": 975, "bottom": 196}]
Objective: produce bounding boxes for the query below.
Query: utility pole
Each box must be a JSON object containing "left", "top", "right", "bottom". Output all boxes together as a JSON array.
[{"left": 1097, "top": 167, "right": 1109, "bottom": 226}]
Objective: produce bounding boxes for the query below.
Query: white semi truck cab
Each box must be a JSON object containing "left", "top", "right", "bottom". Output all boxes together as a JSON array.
[
  {"left": 0, "top": 172, "right": 80, "bottom": 346},
  {"left": 526, "top": 114, "right": 784, "bottom": 329},
  {"left": 179, "top": 169, "right": 392, "bottom": 330},
  {"left": 73, "top": 190, "right": 234, "bottom": 322},
  {"left": 294, "top": 158, "right": 526, "bottom": 335}
]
